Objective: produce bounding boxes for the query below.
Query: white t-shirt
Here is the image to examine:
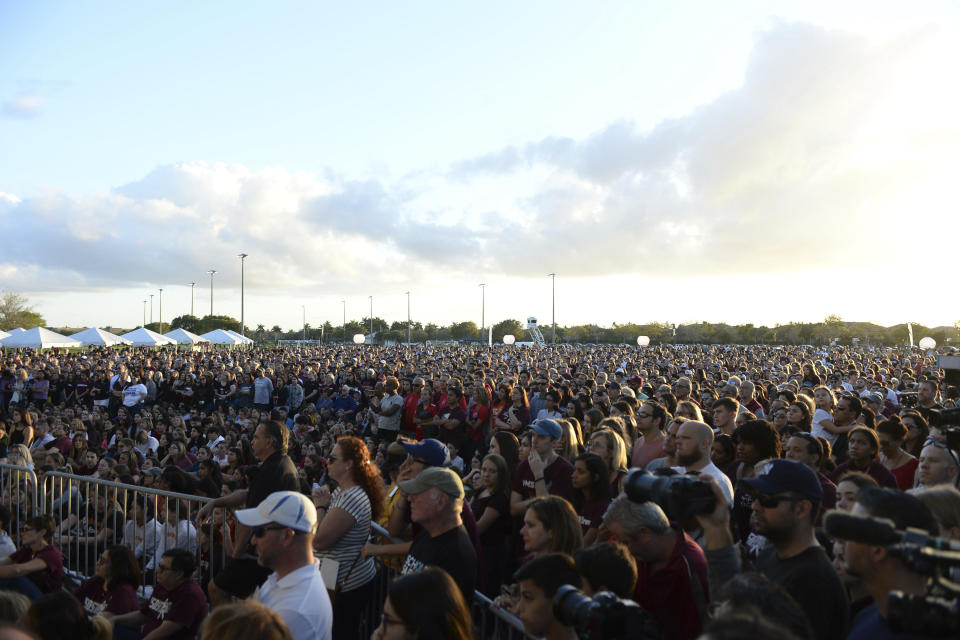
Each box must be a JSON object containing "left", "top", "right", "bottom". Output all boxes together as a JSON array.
[
  {"left": 122, "top": 383, "right": 148, "bottom": 407},
  {"left": 254, "top": 560, "right": 332, "bottom": 640},
  {"left": 673, "top": 461, "right": 735, "bottom": 506},
  {"left": 811, "top": 408, "right": 837, "bottom": 444}
]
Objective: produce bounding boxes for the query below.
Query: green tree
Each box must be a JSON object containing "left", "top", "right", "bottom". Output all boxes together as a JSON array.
[
  {"left": 171, "top": 314, "right": 201, "bottom": 333},
  {"left": 0, "top": 292, "right": 45, "bottom": 330},
  {"left": 492, "top": 319, "right": 524, "bottom": 342},
  {"left": 196, "top": 315, "right": 241, "bottom": 333},
  {"left": 450, "top": 321, "right": 480, "bottom": 339}
]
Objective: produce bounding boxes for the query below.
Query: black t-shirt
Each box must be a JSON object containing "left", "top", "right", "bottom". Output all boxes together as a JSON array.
[
  {"left": 402, "top": 525, "right": 477, "bottom": 599},
  {"left": 245, "top": 451, "right": 301, "bottom": 508},
  {"left": 470, "top": 491, "right": 511, "bottom": 546},
  {"left": 757, "top": 545, "right": 849, "bottom": 640}
]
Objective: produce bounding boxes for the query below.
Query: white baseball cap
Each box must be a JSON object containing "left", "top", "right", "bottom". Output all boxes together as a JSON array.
[{"left": 235, "top": 491, "right": 317, "bottom": 534}]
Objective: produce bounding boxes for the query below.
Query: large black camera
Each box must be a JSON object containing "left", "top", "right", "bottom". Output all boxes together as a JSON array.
[
  {"left": 623, "top": 469, "right": 716, "bottom": 520},
  {"left": 554, "top": 585, "right": 661, "bottom": 640}
]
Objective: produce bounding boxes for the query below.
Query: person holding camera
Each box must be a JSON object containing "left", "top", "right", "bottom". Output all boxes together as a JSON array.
[
  {"left": 601, "top": 495, "right": 708, "bottom": 640},
  {"left": 836, "top": 488, "right": 940, "bottom": 639}
]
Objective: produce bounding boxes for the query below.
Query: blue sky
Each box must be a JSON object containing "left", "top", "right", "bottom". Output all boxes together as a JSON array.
[{"left": 1, "top": 1, "right": 958, "bottom": 332}]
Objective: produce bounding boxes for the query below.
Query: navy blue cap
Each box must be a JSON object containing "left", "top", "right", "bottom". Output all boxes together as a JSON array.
[
  {"left": 742, "top": 459, "right": 822, "bottom": 502},
  {"left": 401, "top": 438, "right": 450, "bottom": 468}
]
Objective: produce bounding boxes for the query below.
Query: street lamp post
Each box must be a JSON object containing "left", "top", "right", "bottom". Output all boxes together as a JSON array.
[
  {"left": 143, "top": 300, "right": 147, "bottom": 327},
  {"left": 302, "top": 305, "right": 306, "bottom": 341},
  {"left": 207, "top": 270, "right": 217, "bottom": 315},
  {"left": 341, "top": 299, "right": 346, "bottom": 343},
  {"left": 189, "top": 283, "right": 195, "bottom": 317},
  {"left": 406, "top": 291, "right": 411, "bottom": 344},
  {"left": 149, "top": 294, "right": 154, "bottom": 324},
  {"left": 238, "top": 253, "right": 248, "bottom": 337},
  {"left": 159, "top": 288, "right": 163, "bottom": 334},
  {"left": 547, "top": 273, "right": 556, "bottom": 344},
  {"left": 479, "top": 283, "right": 486, "bottom": 335},
  {"left": 368, "top": 296, "right": 373, "bottom": 334}
]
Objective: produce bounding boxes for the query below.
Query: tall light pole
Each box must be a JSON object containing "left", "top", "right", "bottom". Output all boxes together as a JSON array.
[
  {"left": 341, "top": 299, "right": 346, "bottom": 342},
  {"left": 238, "top": 253, "right": 248, "bottom": 337},
  {"left": 149, "top": 294, "right": 154, "bottom": 324},
  {"left": 302, "top": 305, "right": 306, "bottom": 341},
  {"left": 368, "top": 296, "right": 373, "bottom": 334},
  {"left": 207, "top": 270, "right": 217, "bottom": 316},
  {"left": 479, "top": 283, "right": 486, "bottom": 335},
  {"left": 189, "top": 283, "right": 195, "bottom": 317},
  {"left": 143, "top": 300, "right": 147, "bottom": 327},
  {"left": 158, "top": 288, "right": 163, "bottom": 334},
  {"left": 405, "top": 291, "right": 411, "bottom": 344},
  {"left": 547, "top": 273, "right": 556, "bottom": 344}
]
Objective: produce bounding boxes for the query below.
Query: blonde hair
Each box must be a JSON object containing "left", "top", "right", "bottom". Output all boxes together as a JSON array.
[{"left": 201, "top": 601, "right": 292, "bottom": 640}]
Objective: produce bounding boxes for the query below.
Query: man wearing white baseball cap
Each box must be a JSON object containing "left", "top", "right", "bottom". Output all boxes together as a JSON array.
[{"left": 236, "top": 491, "right": 332, "bottom": 640}]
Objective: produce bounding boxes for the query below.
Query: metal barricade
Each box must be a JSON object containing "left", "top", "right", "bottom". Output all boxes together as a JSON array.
[
  {"left": 40, "top": 471, "right": 229, "bottom": 597},
  {"left": 366, "top": 522, "right": 535, "bottom": 640},
  {"left": 0, "top": 463, "right": 39, "bottom": 546},
  {"left": 472, "top": 592, "right": 539, "bottom": 640}
]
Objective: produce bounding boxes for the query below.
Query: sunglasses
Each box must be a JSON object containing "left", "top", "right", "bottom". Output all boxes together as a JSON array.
[
  {"left": 923, "top": 438, "right": 960, "bottom": 467},
  {"left": 752, "top": 492, "right": 803, "bottom": 509},
  {"left": 253, "top": 525, "right": 288, "bottom": 537}
]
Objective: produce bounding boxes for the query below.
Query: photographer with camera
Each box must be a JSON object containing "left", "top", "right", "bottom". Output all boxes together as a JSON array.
[
  {"left": 834, "top": 487, "right": 940, "bottom": 639},
  {"left": 601, "top": 494, "right": 708, "bottom": 640}
]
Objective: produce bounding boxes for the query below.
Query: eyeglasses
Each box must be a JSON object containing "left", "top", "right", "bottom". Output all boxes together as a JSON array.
[
  {"left": 380, "top": 612, "right": 405, "bottom": 628},
  {"left": 253, "top": 525, "right": 289, "bottom": 537},
  {"left": 752, "top": 492, "right": 803, "bottom": 509}
]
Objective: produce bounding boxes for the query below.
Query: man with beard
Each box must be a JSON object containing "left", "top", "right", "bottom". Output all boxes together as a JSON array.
[
  {"left": 743, "top": 459, "right": 849, "bottom": 640},
  {"left": 672, "top": 421, "right": 734, "bottom": 505},
  {"left": 839, "top": 488, "right": 939, "bottom": 639}
]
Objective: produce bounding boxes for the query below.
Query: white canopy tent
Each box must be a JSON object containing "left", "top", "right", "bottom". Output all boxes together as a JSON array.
[
  {"left": 200, "top": 329, "right": 246, "bottom": 345},
  {"left": 6, "top": 328, "right": 25, "bottom": 335},
  {"left": 0, "top": 330, "right": 9, "bottom": 341},
  {"left": 0, "top": 327, "right": 82, "bottom": 349},
  {"left": 164, "top": 328, "right": 209, "bottom": 345},
  {"left": 69, "top": 327, "right": 132, "bottom": 347},
  {"left": 225, "top": 329, "right": 254, "bottom": 344},
  {"left": 119, "top": 327, "right": 177, "bottom": 347}
]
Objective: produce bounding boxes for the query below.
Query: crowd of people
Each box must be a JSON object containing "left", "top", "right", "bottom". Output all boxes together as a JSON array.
[{"left": 0, "top": 341, "right": 956, "bottom": 639}]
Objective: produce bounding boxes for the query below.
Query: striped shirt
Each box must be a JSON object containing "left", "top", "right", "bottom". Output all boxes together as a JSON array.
[{"left": 316, "top": 485, "right": 375, "bottom": 592}]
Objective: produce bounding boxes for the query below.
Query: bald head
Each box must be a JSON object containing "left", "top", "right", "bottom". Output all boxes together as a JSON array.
[{"left": 678, "top": 421, "right": 714, "bottom": 447}]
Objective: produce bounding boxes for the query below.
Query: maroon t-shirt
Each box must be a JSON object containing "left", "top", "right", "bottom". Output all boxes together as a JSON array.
[
  {"left": 577, "top": 498, "right": 611, "bottom": 534},
  {"left": 10, "top": 544, "right": 63, "bottom": 593},
  {"left": 74, "top": 576, "right": 139, "bottom": 616},
  {"left": 141, "top": 580, "right": 207, "bottom": 640},
  {"left": 634, "top": 527, "right": 709, "bottom": 640},
  {"left": 512, "top": 456, "right": 574, "bottom": 501}
]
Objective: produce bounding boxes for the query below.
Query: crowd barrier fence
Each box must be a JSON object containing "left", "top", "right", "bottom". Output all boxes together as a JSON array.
[
  {"left": 38, "top": 471, "right": 229, "bottom": 597},
  {"left": 2, "top": 467, "right": 534, "bottom": 639},
  {"left": 0, "top": 463, "right": 40, "bottom": 546}
]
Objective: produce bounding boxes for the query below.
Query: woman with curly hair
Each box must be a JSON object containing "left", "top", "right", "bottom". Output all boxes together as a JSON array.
[{"left": 312, "top": 435, "right": 385, "bottom": 640}]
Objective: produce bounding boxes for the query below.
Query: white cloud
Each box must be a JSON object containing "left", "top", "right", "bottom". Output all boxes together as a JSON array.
[{"left": 3, "top": 21, "right": 958, "bottom": 311}]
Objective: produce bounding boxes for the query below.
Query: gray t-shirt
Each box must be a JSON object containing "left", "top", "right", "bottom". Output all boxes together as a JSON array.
[{"left": 377, "top": 393, "right": 404, "bottom": 432}]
